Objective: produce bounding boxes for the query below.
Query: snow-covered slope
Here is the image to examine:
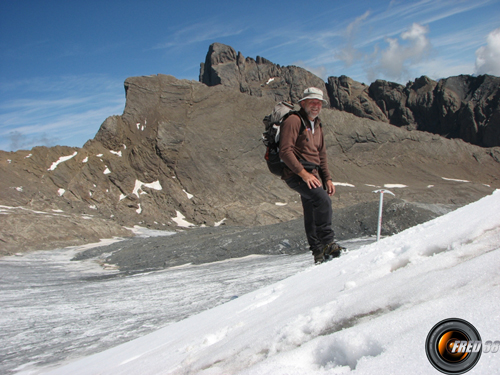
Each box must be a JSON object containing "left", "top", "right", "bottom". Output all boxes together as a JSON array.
[{"left": 24, "top": 191, "right": 500, "bottom": 375}]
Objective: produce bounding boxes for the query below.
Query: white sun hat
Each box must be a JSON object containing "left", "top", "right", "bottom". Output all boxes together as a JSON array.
[{"left": 298, "top": 87, "right": 327, "bottom": 104}]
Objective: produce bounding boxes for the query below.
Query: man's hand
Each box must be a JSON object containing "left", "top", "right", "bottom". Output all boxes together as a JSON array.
[
  {"left": 326, "top": 180, "right": 336, "bottom": 196},
  {"left": 298, "top": 169, "right": 322, "bottom": 189}
]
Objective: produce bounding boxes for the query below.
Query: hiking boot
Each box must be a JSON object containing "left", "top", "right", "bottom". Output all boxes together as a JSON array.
[
  {"left": 313, "top": 249, "right": 325, "bottom": 264},
  {"left": 323, "top": 242, "right": 345, "bottom": 260}
]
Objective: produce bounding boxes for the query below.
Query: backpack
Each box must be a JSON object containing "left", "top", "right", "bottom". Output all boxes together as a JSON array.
[{"left": 262, "top": 101, "right": 305, "bottom": 176}]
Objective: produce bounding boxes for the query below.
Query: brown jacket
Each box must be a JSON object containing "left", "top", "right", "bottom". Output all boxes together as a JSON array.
[{"left": 279, "top": 108, "right": 332, "bottom": 182}]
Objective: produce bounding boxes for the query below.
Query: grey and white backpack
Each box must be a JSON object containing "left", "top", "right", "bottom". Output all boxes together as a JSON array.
[{"left": 262, "top": 101, "right": 305, "bottom": 176}]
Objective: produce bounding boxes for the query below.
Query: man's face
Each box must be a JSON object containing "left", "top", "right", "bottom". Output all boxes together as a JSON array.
[{"left": 301, "top": 99, "right": 323, "bottom": 120}]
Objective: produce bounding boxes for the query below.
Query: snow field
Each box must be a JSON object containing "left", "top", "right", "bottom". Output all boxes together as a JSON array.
[{"left": 28, "top": 190, "right": 500, "bottom": 374}]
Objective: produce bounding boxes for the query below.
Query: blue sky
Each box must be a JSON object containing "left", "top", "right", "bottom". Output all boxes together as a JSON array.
[{"left": 1, "top": 0, "right": 499, "bottom": 151}]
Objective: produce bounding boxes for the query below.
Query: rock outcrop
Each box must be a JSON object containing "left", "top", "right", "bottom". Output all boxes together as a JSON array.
[
  {"left": 200, "top": 43, "right": 329, "bottom": 105},
  {"left": 1, "top": 43, "right": 499, "bottom": 255},
  {"left": 327, "top": 74, "right": 500, "bottom": 147}
]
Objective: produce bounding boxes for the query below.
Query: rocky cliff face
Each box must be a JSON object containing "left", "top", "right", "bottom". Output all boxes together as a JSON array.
[
  {"left": 201, "top": 44, "right": 500, "bottom": 147},
  {"left": 1, "top": 43, "right": 499, "bottom": 255},
  {"left": 200, "top": 43, "right": 329, "bottom": 105},
  {"left": 327, "top": 74, "right": 500, "bottom": 147}
]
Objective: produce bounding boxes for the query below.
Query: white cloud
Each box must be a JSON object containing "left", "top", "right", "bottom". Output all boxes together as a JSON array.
[
  {"left": 345, "top": 11, "right": 371, "bottom": 39},
  {"left": 306, "top": 1, "right": 496, "bottom": 83},
  {"left": 337, "top": 11, "right": 371, "bottom": 67},
  {"left": 475, "top": 28, "right": 500, "bottom": 76},
  {"left": 368, "top": 23, "right": 432, "bottom": 82}
]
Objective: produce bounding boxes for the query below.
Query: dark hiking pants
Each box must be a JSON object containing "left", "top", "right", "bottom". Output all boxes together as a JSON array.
[{"left": 285, "top": 176, "right": 335, "bottom": 254}]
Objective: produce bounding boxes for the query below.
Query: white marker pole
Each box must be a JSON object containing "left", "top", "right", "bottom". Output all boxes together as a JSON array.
[{"left": 373, "top": 189, "right": 395, "bottom": 241}]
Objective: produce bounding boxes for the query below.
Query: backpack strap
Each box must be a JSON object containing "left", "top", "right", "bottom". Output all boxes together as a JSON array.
[{"left": 282, "top": 111, "right": 307, "bottom": 136}]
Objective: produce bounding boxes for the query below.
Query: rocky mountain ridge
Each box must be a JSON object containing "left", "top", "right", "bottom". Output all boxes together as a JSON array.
[
  {"left": 202, "top": 43, "right": 500, "bottom": 148},
  {"left": 1, "top": 43, "right": 499, "bottom": 255},
  {"left": 328, "top": 74, "right": 500, "bottom": 147}
]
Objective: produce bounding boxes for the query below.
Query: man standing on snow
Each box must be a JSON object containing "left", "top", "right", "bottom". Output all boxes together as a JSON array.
[{"left": 279, "top": 87, "right": 343, "bottom": 264}]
